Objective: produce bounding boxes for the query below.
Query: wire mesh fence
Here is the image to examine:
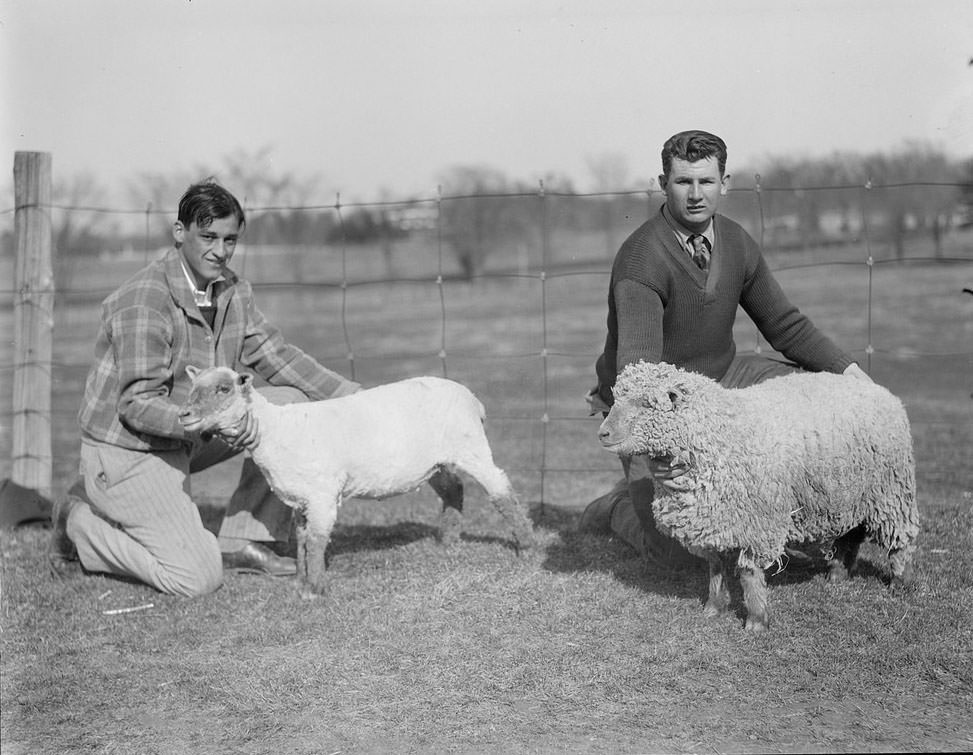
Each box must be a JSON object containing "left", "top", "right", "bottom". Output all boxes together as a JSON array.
[{"left": 2, "top": 179, "right": 972, "bottom": 504}]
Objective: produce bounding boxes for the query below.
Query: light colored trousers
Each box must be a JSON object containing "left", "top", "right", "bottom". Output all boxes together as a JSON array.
[{"left": 65, "top": 386, "right": 305, "bottom": 597}]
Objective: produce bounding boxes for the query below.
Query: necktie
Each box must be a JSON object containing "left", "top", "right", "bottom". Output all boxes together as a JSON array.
[{"left": 688, "top": 234, "right": 710, "bottom": 271}]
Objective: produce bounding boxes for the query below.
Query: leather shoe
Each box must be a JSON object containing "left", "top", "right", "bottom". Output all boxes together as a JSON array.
[
  {"left": 221, "top": 542, "right": 296, "bottom": 577},
  {"left": 49, "top": 492, "right": 81, "bottom": 576},
  {"left": 577, "top": 478, "right": 629, "bottom": 534},
  {"left": 640, "top": 526, "right": 701, "bottom": 570},
  {"left": 783, "top": 545, "right": 817, "bottom": 568}
]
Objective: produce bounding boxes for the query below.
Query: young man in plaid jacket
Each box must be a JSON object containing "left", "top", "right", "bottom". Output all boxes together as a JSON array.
[{"left": 50, "top": 180, "right": 360, "bottom": 596}]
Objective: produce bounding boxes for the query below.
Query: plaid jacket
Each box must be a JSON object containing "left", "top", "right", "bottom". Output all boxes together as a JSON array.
[{"left": 79, "top": 248, "right": 360, "bottom": 451}]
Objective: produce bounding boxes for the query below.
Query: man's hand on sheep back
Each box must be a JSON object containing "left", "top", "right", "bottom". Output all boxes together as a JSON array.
[
  {"left": 843, "top": 363, "right": 873, "bottom": 382},
  {"left": 647, "top": 455, "right": 693, "bottom": 491}
]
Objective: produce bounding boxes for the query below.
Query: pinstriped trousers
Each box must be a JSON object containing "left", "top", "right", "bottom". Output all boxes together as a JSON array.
[{"left": 65, "top": 386, "right": 306, "bottom": 597}]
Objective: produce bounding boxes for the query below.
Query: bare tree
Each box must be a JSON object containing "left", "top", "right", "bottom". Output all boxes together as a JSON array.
[
  {"left": 586, "top": 152, "right": 632, "bottom": 256},
  {"left": 862, "top": 142, "right": 959, "bottom": 259},
  {"left": 52, "top": 172, "right": 112, "bottom": 256},
  {"left": 437, "top": 164, "right": 514, "bottom": 279},
  {"left": 129, "top": 147, "right": 325, "bottom": 246}
]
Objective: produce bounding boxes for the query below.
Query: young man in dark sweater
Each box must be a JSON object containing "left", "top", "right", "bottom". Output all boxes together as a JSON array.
[{"left": 581, "top": 130, "right": 870, "bottom": 564}]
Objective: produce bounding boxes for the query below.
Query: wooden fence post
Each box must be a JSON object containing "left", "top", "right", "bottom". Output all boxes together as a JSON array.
[{"left": 11, "top": 151, "right": 54, "bottom": 500}]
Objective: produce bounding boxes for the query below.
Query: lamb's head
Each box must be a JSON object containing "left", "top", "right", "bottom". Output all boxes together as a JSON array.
[
  {"left": 598, "top": 361, "right": 710, "bottom": 459},
  {"left": 178, "top": 366, "right": 254, "bottom": 437}
]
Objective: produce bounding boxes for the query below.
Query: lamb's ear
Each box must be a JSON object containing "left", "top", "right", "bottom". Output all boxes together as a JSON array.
[
  {"left": 186, "top": 365, "right": 201, "bottom": 381},
  {"left": 237, "top": 373, "right": 254, "bottom": 392}
]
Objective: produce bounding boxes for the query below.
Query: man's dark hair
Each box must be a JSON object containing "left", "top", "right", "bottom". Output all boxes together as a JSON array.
[
  {"left": 177, "top": 178, "right": 246, "bottom": 230},
  {"left": 661, "top": 130, "right": 728, "bottom": 178}
]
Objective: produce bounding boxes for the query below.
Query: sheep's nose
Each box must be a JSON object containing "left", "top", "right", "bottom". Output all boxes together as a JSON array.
[{"left": 598, "top": 424, "right": 612, "bottom": 443}]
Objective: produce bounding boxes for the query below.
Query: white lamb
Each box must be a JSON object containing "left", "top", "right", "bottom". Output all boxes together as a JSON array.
[
  {"left": 598, "top": 361, "right": 919, "bottom": 633},
  {"left": 179, "top": 366, "right": 534, "bottom": 597}
]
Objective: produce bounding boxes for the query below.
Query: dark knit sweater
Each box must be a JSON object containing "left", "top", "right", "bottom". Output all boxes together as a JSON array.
[{"left": 594, "top": 208, "right": 853, "bottom": 404}]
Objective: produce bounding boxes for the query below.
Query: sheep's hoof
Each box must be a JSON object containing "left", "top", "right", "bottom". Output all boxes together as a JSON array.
[
  {"left": 702, "top": 602, "right": 729, "bottom": 619},
  {"left": 438, "top": 530, "right": 462, "bottom": 548},
  {"left": 892, "top": 563, "right": 915, "bottom": 588},
  {"left": 514, "top": 533, "right": 535, "bottom": 556},
  {"left": 298, "top": 579, "right": 328, "bottom": 601},
  {"left": 744, "top": 617, "right": 770, "bottom": 634},
  {"left": 827, "top": 564, "right": 849, "bottom": 583}
]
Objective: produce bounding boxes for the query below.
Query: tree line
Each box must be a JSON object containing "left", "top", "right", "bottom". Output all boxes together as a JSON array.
[{"left": 3, "top": 142, "right": 971, "bottom": 280}]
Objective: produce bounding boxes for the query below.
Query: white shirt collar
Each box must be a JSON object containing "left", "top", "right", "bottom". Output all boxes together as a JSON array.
[
  {"left": 178, "top": 255, "right": 222, "bottom": 307},
  {"left": 662, "top": 206, "right": 715, "bottom": 253}
]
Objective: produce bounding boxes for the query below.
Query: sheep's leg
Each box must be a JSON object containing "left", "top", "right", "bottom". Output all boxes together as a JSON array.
[
  {"left": 429, "top": 466, "right": 464, "bottom": 546},
  {"left": 496, "top": 490, "right": 534, "bottom": 554},
  {"left": 298, "top": 499, "right": 338, "bottom": 600},
  {"left": 888, "top": 543, "right": 916, "bottom": 588},
  {"left": 294, "top": 510, "right": 310, "bottom": 583},
  {"left": 702, "top": 552, "right": 731, "bottom": 619},
  {"left": 460, "top": 457, "right": 533, "bottom": 553},
  {"left": 828, "top": 523, "right": 867, "bottom": 582},
  {"left": 739, "top": 557, "right": 770, "bottom": 633},
  {"left": 300, "top": 534, "right": 330, "bottom": 600}
]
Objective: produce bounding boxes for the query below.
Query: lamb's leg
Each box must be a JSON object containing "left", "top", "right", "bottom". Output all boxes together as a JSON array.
[
  {"left": 298, "top": 500, "right": 338, "bottom": 600},
  {"left": 459, "top": 456, "right": 533, "bottom": 553},
  {"left": 702, "top": 552, "right": 731, "bottom": 619},
  {"left": 739, "top": 557, "right": 770, "bottom": 633},
  {"left": 300, "top": 534, "right": 330, "bottom": 601},
  {"left": 825, "top": 523, "right": 866, "bottom": 582},
  {"left": 294, "top": 510, "right": 310, "bottom": 583},
  {"left": 429, "top": 465, "right": 464, "bottom": 546}
]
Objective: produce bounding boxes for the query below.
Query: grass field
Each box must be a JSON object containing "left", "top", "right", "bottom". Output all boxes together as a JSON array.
[{"left": 2, "top": 228, "right": 972, "bottom": 753}]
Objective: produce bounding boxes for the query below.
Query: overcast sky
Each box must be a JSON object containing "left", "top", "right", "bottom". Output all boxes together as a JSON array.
[{"left": 2, "top": 0, "right": 972, "bottom": 203}]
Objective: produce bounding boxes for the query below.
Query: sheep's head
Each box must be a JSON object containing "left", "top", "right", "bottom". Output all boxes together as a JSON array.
[
  {"left": 598, "top": 361, "right": 708, "bottom": 459},
  {"left": 178, "top": 366, "right": 254, "bottom": 437}
]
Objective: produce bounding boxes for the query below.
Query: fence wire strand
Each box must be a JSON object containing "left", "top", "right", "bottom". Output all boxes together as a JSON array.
[{"left": 3, "top": 180, "right": 973, "bottom": 494}]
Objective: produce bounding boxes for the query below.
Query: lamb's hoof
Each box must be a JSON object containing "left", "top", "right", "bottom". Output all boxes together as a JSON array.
[
  {"left": 298, "top": 579, "right": 328, "bottom": 601},
  {"left": 744, "top": 617, "right": 770, "bottom": 634},
  {"left": 703, "top": 602, "right": 729, "bottom": 619},
  {"left": 827, "top": 565, "right": 849, "bottom": 583},
  {"left": 514, "top": 533, "right": 535, "bottom": 556},
  {"left": 438, "top": 532, "right": 462, "bottom": 550}
]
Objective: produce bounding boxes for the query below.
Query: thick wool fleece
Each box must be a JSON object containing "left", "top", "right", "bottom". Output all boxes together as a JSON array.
[{"left": 607, "top": 361, "right": 919, "bottom": 567}]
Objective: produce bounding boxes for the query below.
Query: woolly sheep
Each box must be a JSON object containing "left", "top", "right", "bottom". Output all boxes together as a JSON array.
[
  {"left": 179, "top": 366, "right": 534, "bottom": 598},
  {"left": 598, "top": 361, "right": 919, "bottom": 633}
]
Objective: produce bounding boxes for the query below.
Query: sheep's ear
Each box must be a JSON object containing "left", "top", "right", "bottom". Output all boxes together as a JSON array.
[
  {"left": 238, "top": 373, "right": 254, "bottom": 392},
  {"left": 186, "top": 365, "right": 200, "bottom": 381},
  {"left": 667, "top": 387, "right": 684, "bottom": 410}
]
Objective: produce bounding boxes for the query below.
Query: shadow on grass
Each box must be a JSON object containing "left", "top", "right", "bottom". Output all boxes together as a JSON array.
[
  {"left": 199, "top": 503, "right": 524, "bottom": 560},
  {"left": 532, "top": 501, "right": 840, "bottom": 609}
]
